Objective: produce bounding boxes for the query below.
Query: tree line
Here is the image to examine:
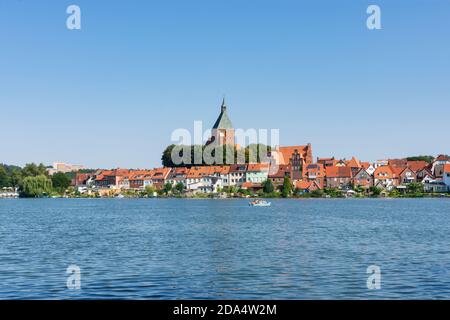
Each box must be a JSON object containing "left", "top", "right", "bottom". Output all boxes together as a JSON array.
[{"left": 0, "top": 163, "right": 72, "bottom": 197}]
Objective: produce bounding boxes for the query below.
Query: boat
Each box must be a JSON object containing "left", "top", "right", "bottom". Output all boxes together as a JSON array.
[
  {"left": 116, "top": 194, "right": 125, "bottom": 199},
  {"left": 249, "top": 199, "right": 271, "bottom": 207}
]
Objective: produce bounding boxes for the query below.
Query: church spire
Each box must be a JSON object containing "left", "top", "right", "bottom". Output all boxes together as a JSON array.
[{"left": 221, "top": 96, "right": 227, "bottom": 112}]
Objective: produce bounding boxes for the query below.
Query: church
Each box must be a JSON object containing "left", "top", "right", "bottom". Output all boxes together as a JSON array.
[{"left": 207, "top": 98, "right": 235, "bottom": 146}]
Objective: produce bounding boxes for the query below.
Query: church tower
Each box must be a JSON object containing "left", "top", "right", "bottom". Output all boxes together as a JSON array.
[{"left": 208, "top": 98, "right": 235, "bottom": 146}]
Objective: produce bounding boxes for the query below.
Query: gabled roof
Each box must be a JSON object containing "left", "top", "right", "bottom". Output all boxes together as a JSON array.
[
  {"left": 277, "top": 145, "right": 310, "bottom": 165},
  {"left": 325, "top": 166, "right": 352, "bottom": 178},
  {"left": 373, "top": 166, "right": 394, "bottom": 179},
  {"left": 407, "top": 161, "right": 428, "bottom": 172},
  {"left": 346, "top": 157, "right": 362, "bottom": 168},
  {"left": 212, "top": 98, "right": 233, "bottom": 129}
]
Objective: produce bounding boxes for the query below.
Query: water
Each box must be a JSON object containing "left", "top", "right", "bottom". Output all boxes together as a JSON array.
[{"left": 1, "top": 198, "right": 450, "bottom": 299}]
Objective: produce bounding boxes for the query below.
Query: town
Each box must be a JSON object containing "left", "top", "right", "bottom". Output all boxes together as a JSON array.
[{"left": 1, "top": 101, "right": 450, "bottom": 198}]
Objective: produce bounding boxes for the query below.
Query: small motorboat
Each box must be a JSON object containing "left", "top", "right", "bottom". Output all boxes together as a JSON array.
[
  {"left": 116, "top": 194, "right": 125, "bottom": 199},
  {"left": 249, "top": 199, "right": 271, "bottom": 207}
]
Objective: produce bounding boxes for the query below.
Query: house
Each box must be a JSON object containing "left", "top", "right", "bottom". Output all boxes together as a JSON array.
[
  {"left": 268, "top": 164, "right": 291, "bottom": 188},
  {"left": 245, "top": 163, "right": 269, "bottom": 184},
  {"left": 304, "top": 163, "right": 325, "bottom": 188},
  {"left": 398, "top": 167, "right": 417, "bottom": 185},
  {"left": 275, "top": 144, "right": 313, "bottom": 180},
  {"left": 229, "top": 164, "right": 248, "bottom": 187},
  {"left": 212, "top": 166, "right": 231, "bottom": 187},
  {"left": 416, "top": 167, "right": 433, "bottom": 182},
  {"left": 129, "top": 170, "right": 153, "bottom": 190},
  {"left": 373, "top": 166, "right": 394, "bottom": 190},
  {"left": 167, "top": 167, "right": 188, "bottom": 186},
  {"left": 185, "top": 166, "right": 224, "bottom": 193},
  {"left": 295, "top": 180, "right": 322, "bottom": 193},
  {"left": 431, "top": 155, "right": 450, "bottom": 178},
  {"left": 361, "top": 162, "right": 376, "bottom": 176},
  {"left": 352, "top": 168, "right": 373, "bottom": 189},
  {"left": 422, "top": 174, "right": 447, "bottom": 193},
  {"left": 407, "top": 161, "right": 429, "bottom": 173},
  {"left": 74, "top": 173, "right": 95, "bottom": 188},
  {"left": 444, "top": 164, "right": 450, "bottom": 191},
  {"left": 325, "top": 166, "right": 353, "bottom": 189},
  {"left": 94, "top": 169, "right": 130, "bottom": 189},
  {"left": 317, "top": 157, "right": 337, "bottom": 168},
  {"left": 346, "top": 157, "right": 362, "bottom": 169},
  {"left": 150, "top": 167, "right": 172, "bottom": 189}
]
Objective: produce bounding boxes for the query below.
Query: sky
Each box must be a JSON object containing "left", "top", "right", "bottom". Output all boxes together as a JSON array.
[{"left": 0, "top": 0, "right": 449, "bottom": 168}]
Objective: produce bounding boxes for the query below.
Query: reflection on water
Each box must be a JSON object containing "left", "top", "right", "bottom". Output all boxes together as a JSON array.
[{"left": 0, "top": 198, "right": 450, "bottom": 299}]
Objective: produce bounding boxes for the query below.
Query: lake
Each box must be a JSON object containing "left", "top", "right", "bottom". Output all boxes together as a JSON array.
[{"left": 1, "top": 198, "right": 450, "bottom": 299}]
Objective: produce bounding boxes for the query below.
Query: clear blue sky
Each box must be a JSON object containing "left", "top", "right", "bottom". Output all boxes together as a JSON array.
[{"left": 1, "top": 0, "right": 449, "bottom": 168}]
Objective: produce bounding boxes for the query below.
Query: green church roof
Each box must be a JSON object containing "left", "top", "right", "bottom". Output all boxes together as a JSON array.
[{"left": 212, "top": 98, "right": 233, "bottom": 129}]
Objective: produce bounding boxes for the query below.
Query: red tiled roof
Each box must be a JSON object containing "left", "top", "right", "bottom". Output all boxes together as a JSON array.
[
  {"left": 444, "top": 164, "right": 450, "bottom": 173},
  {"left": 373, "top": 166, "right": 394, "bottom": 179},
  {"left": 325, "top": 166, "right": 352, "bottom": 178},
  {"left": 277, "top": 145, "right": 309, "bottom": 165},
  {"left": 407, "top": 161, "right": 428, "bottom": 172}
]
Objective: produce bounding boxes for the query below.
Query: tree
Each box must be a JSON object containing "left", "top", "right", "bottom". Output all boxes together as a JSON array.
[
  {"left": 0, "top": 166, "right": 10, "bottom": 188},
  {"left": 407, "top": 182, "right": 424, "bottom": 194},
  {"left": 175, "top": 182, "right": 184, "bottom": 193},
  {"left": 310, "top": 189, "right": 324, "bottom": 198},
  {"left": 51, "top": 172, "right": 71, "bottom": 193},
  {"left": 10, "top": 169, "right": 23, "bottom": 188},
  {"left": 406, "top": 155, "right": 434, "bottom": 164},
  {"left": 369, "top": 186, "right": 382, "bottom": 197},
  {"left": 163, "top": 182, "right": 172, "bottom": 195},
  {"left": 262, "top": 179, "right": 274, "bottom": 194},
  {"left": 21, "top": 163, "right": 48, "bottom": 177},
  {"left": 145, "top": 185, "right": 156, "bottom": 196},
  {"left": 20, "top": 175, "right": 53, "bottom": 198},
  {"left": 281, "top": 176, "right": 292, "bottom": 198}
]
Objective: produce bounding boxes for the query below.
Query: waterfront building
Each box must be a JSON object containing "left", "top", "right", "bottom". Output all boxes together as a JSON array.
[
  {"left": 245, "top": 163, "right": 269, "bottom": 184},
  {"left": 275, "top": 144, "right": 313, "bottom": 180},
  {"left": 431, "top": 155, "right": 450, "bottom": 178},
  {"left": 352, "top": 168, "right": 373, "bottom": 189},
  {"left": 229, "top": 164, "right": 248, "bottom": 187},
  {"left": 325, "top": 166, "right": 353, "bottom": 189},
  {"left": 304, "top": 163, "right": 325, "bottom": 188},
  {"left": 373, "top": 166, "right": 395, "bottom": 190},
  {"left": 167, "top": 167, "right": 189, "bottom": 187},
  {"left": 268, "top": 164, "right": 291, "bottom": 189},
  {"left": 94, "top": 169, "right": 130, "bottom": 189},
  {"left": 444, "top": 164, "right": 450, "bottom": 191}
]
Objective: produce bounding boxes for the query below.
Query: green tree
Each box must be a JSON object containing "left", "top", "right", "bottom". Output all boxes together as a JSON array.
[
  {"left": 0, "top": 166, "right": 10, "bottom": 188},
  {"left": 281, "top": 176, "right": 292, "bottom": 198},
  {"left": 51, "top": 172, "right": 71, "bottom": 193},
  {"left": 310, "top": 189, "right": 324, "bottom": 198},
  {"left": 407, "top": 182, "right": 424, "bottom": 194},
  {"left": 145, "top": 185, "right": 156, "bottom": 196},
  {"left": 406, "top": 155, "right": 434, "bottom": 164},
  {"left": 175, "top": 182, "right": 185, "bottom": 193},
  {"left": 389, "top": 189, "right": 401, "bottom": 198},
  {"left": 369, "top": 186, "right": 382, "bottom": 197},
  {"left": 10, "top": 169, "right": 23, "bottom": 188},
  {"left": 262, "top": 179, "right": 274, "bottom": 194},
  {"left": 21, "top": 163, "right": 48, "bottom": 177},
  {"left": 163, "top": 182, "right": 173, "bottom": 194},
  {"left": 20, "top": 175, "right": 53, "bottom": 198}
]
